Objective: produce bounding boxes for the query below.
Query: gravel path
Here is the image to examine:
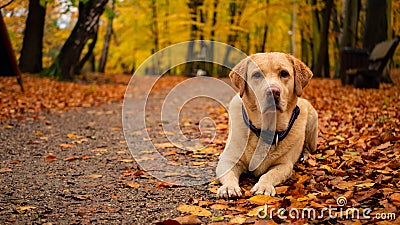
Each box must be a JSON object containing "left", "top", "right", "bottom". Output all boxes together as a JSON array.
[{"left": 0, "top": 76, "right": 236, "bottom": 224}]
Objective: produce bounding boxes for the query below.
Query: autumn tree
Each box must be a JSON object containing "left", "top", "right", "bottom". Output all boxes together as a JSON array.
[
  {"left": 363, "top": 0, "right": 388, "bottom": 51},
  {"left": 98, "top": 0, "right": 115, "bottom": 73},
  {"left": 19, "top": 0, "right": 46, "bottom": 73},
  {"left": 184, "top": 0, "right": 204, "bottom": 76},
  {"left": 220, "top": 0, "right": 246, "bottom": 77},
  {"left": 363, "top": 0, "right": 392, "bottom": 83},
  {"left": 74, "top": 27, "right": 98, "bottom": 74},
  {"left": 45, "top": 0, "right": 108, "bottom": 80},
  {"left": 208, "top": 0, "right": 219, "bottom": 75},
  {"left": 313, "top": 0, "right": 333, "bottom": 78},
  {"left": 340, "top": 0, "right": 360, "bottom": 48}
]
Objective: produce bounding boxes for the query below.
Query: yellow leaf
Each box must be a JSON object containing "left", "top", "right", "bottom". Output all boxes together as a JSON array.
[
  {"left": 91, "top": 148, "right": 108, "bottom": 152},
  {"left": 320, "top": 165, "right": 333, "bottom": 172},
  {"left": 60, "top": 143, "right": 75, "bottom": 149},
  {"left": 248, "top": 195, "right": 278, "bottom": 205},
  {"left": 376, "top": 141, "right": 392, "bottom": 150},
  {"left": 246, "top": 206, "right": 264, "bottom": 217},
  {"left": 88, "top": 174, "right": 103, "bottom": 179},
  {"left": 3, "top": 125, "right": 13, "bottom": 129},
  {"left": 297, "top": 196, "right": 312, "bottom": 202},
  {"left": 34, "top": 131, "right": 43, "bottom": 136},
  {"left": 154, "top": 142, "right": 182, "bottom": 148},
  {"left": 0, "top": 168, "right": 12, "bottom": 173},
  {"left": 355, "top": 182, "right": 375, "bottom": 188},
  {"left": 67, "top": 133, "right": 83, "bottom": 139},
  {"left": 140, "top": 150, "right": 154, "bottom": 154},
  {"left": 207, "top": 186, "right": 218, "bottom": 194},
  {"left": 210, "top": 204, "right": 228, "bottom": 210},
  {"left": 17, "top": 206, "right": 36, "bottom": 213},
  {"left": 192, "top": 162, "right": 207, "bottom": 166},
  {"left": 336, "top": 181, "right": 357, "bottom": 190},
  {"left": 275, "top": 186, "right": 289, "bottom": 194},
  {"left": 177, "top": 204, "right": 211, "bottom": 217},
  {"left": 125, "top": 182, "right": 140, "bottom": 188},
  {"left": 229, "top": 216, "right": 246, "bottom": 224},
  {"left": 119, "top": 159, "right": 134, "bottom": 163}
]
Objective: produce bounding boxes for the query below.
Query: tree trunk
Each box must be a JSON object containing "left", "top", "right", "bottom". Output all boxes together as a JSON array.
[
  {"left": 314, "top": 0, "right": 333, "bottom": 78},
  {"left": 290, "top": 1, "right": 296, "bottom": 55},
  {"left": 363, "top": 0, "right": 388, "bottom": 51},
  {"left": 260, "top": 24, "right": 268, "bottom": 52},
  {"left": 44, "top": 0, "right": 108, "bottom": 80},
  {"left": 151, "top": 0, "right": 159, "bottom": 53},
  {"left": 0, "top": 11, "right": 24, "bottom": 91},
  {"left": 331, "top": 2, "right": 341, "bottom": 78},
  {"left": 221, "top": 0, "right": 246, "bottom": 76},
  {"left": 184, "top": 0, "right": 203, "bottom": 76},
  {"left": 363, "top": 0, "right": 391, "bottom": 83},
  {"left": 260, "top": 0, "right": 269, "bottom": 53},
  {"left": 75, "top": 27, "right": 98, "bottom": 74},
  {"left": 209, "top": 0, "right": 218, "bottom": 76},
  {"left": 310, "top": 0, "right": 320, "bottom": 71},
  {"left": 164, "top": 0, "right": 171, "bottom": 75},
  {"left": 19, "top": 0, "right": 46, "bottom": 73},
  {"left": 300, "top": 30, "right": 310, "bottom": 66},
  {"left": 98, "top": 0, "right": 115, "bottom": 73},
  {"left": 341, "top": 0, "right": 359, "bottom": 48}
]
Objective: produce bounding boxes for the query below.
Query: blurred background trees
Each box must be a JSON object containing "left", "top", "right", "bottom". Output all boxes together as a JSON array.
[{"left": 1, "top": 0, "right": 399, "bottom": 79}]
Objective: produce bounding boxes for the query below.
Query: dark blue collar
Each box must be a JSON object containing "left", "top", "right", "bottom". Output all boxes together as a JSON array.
[{"left": 242, "top": 105, "right": 300, "bottom": 145}]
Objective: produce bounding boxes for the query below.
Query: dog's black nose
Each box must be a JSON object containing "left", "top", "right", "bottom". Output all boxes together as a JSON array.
[{"left": 266, "top": 87, "right": 280, "bottom": 99}]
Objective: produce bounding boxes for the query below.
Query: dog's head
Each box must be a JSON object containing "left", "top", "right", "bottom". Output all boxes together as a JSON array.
[{"left": 230, "top": 53, "right": 313, "bottom": 113}]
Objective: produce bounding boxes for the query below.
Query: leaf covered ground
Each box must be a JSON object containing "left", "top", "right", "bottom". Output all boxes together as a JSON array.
[{"left": 0, "top": 74, "right": 399, "bottom": 224}]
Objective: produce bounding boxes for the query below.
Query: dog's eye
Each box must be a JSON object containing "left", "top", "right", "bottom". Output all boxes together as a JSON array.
[
  {"left": 279, "top": 70, "right": 290, "bottom": 78},
  {"left": 252, "top": 72, "right": 263, "bottom": 79}
]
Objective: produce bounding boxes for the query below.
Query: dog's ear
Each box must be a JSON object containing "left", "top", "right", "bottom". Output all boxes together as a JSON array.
[
  {"left": 287, "top": 54, "right": 313, "bottom": 97},
  {"left": 229, "top": 58, "right": 249, "bottom": 97}
]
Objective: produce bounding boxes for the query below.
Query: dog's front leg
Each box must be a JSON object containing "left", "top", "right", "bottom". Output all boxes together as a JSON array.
[
  {"left": 250, "top": 162, "right": 293, "bottom": 196},
  {"left": 216, "top": 162, "right": 244, "bottom": 198}
]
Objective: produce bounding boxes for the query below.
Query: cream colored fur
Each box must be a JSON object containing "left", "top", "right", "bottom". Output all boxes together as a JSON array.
[{"left": 216, "top": 53, "right": 318, "bottom": 198}]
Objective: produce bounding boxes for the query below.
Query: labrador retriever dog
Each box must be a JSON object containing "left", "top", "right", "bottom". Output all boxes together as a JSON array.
[{"left": 216, "top": 52, "right": 318, "bottom": 198}]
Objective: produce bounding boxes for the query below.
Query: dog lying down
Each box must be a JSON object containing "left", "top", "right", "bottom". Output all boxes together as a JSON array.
[{"left": 216, "top": 52, "right": 318, "bottom": 198}]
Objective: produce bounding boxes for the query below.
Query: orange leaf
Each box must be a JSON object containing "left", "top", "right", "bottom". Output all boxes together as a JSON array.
[
  {"left": 64, "top": 155, "right": 79, "bottom": 161},
  {"left": 60, "top": 143, "right": 75, "bottom": 149},
  {"left": 248, "top": 195, "right": 278, "bottom": 205},
  {"left": 45, "top": 155, "right": 57, "bottom": 163},
  {"left": 125, "top": 182, "right": 140, "bottom": 188},
  {"left": 156, "top": 181, "right": 180, "bottom": 188},
  {"left": 375, "top": 141, "right": 392, "bottom": 150},
  {"left": 177, "top": 204, "right": 211, "bottom": 217},
  {"left": 0, "top": 168, "right": 12, "bottom": 173}
]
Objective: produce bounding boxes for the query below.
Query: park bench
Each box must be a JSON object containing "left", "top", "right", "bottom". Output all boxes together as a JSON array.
[{"left": 340, "top": 36, "right": 400, "bottom": 89}]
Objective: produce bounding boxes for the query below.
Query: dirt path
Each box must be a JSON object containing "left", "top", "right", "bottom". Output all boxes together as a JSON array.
[
  {"left": 0, "top": 76, "right": 233, "bottom": 224},
  {"left": 0, "top": 100, "right": 219, "bottom": 224}
]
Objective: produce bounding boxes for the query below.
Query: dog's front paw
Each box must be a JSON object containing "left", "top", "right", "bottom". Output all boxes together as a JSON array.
[
  {"left": 250, "top": 183, "right": 276, "bottom": 196},
  {"left": 217, "top": 184, "right": 242, "bottom": 199}
]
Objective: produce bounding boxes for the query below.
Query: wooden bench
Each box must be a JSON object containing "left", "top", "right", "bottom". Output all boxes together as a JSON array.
[{"left": 341, "top": 36, "right": 400, "bottom": 89}]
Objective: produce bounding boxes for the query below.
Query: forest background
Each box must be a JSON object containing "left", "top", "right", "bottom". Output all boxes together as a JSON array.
[{"left": 2, "top": 0, "right": 400, "bottom": 80}]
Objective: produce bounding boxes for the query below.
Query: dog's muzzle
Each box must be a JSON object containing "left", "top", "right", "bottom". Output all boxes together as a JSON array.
[{"left": 265, "top": 86, "right": 281, "bottom": 109}]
